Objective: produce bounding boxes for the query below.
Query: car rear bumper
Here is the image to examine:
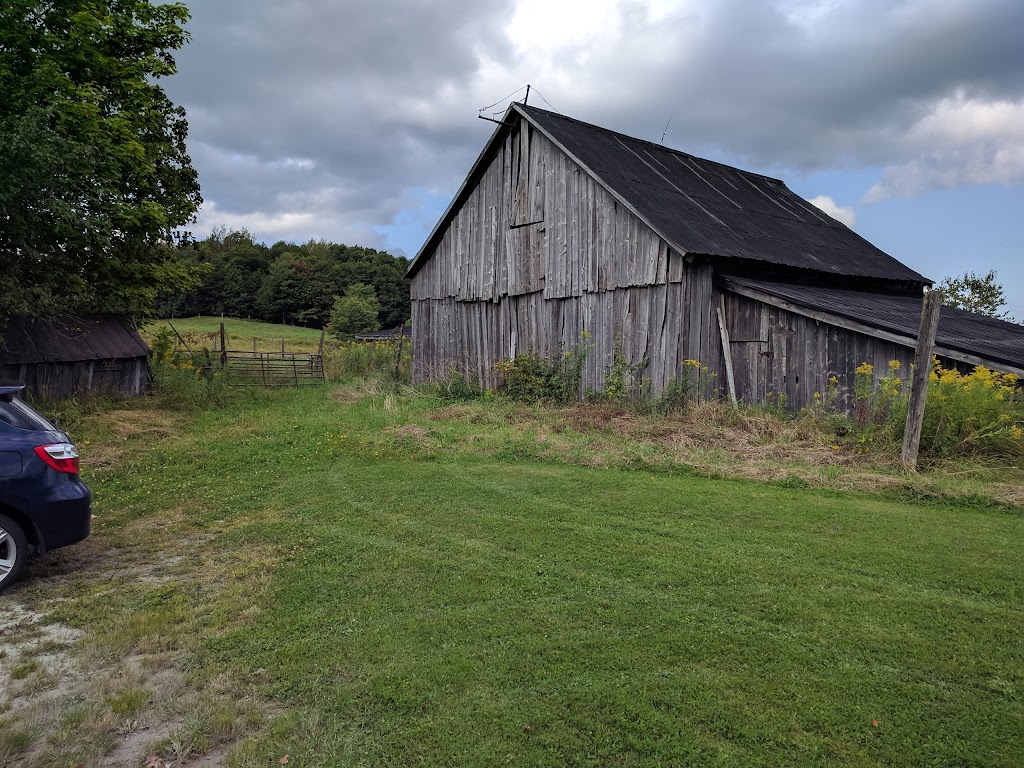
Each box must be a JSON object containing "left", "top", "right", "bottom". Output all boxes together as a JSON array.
[{"left": 31, "top": 479, "right": 92, "bottom": 552}]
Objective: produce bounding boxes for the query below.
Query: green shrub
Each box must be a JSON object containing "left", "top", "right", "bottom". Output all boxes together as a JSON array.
[
  {"left": 914, "top": 364, "right": 1022, "bottom": 459},
  {"left": 496, "top": 340, "right": 588, "bottom": 404},
  {"left": 150, "top": 357, "right": 225, "bottom": 409}
]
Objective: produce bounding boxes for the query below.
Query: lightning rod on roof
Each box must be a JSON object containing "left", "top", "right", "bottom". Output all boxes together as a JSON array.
[
  {"left": 523, "top": 84, "right": 530, "bottom": 105},
  {"left": 660, "top": 116, "right": 672, "bottom": 145}
]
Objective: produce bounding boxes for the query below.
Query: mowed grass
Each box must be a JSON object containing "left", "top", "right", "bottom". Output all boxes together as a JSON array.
[
  {"left": 7, "top": 386, "right": 1023, "bottom": 766},
  {"left": 144, "top": 316, "right": 325, "bottom": 353}
]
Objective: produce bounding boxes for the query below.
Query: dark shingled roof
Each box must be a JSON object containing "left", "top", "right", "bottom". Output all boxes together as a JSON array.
[
  {"left": 516, "top": 105, "right": 929, "bottom": 285},
  {"left": 0, "top": 315, "right": 150, "bottom": 365},
  {"left": 726, "top": 277, "right": 1024, "bottom": 372},
  {"left": 354, "top": 326, "right": 411, "bottom": 341}
]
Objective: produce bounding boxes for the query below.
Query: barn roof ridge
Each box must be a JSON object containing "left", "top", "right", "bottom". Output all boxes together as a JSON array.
[{"left": 513, "top": 104, "right": 787, "bottom": 186}]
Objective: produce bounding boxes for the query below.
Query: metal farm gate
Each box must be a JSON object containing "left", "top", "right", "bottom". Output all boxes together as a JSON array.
[{"left": 222, "top": 349, "right": 324, "bottom": 386}]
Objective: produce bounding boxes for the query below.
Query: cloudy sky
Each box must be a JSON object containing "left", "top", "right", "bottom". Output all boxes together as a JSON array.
[{"left": 163, "top": 0, "right": 1024, "bottom": 317}]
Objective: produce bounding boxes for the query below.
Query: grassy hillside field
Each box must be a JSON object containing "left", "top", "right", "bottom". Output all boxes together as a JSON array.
[
  {"left": 1, "top": 384, "right": 1021, "bottom": 766},
  {"left": 144, "top": 316, "right": 326, "bottom": 353}
]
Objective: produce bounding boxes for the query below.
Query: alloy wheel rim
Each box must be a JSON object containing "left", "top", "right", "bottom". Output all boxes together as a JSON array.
[{"left": 0, "top": 527, "right": 16, "bottom": 578}]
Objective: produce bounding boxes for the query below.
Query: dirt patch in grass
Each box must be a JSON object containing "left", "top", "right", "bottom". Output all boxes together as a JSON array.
[
  {"left": 80, "top": 407, "right": 184, "bottom": 470},
  {"left": 386, "top": 424, "right": 431, "bottom": 442},
  {"left": 1, "top": 494, "right": 278, "bottom": 766}
]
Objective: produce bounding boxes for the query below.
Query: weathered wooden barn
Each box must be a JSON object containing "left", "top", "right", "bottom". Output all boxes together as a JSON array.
[
  {"left": 0, "top": 315, "right": 150, "bottom": 399},
  {"left": 407, "top": 104, "right": 1024, "bottom": 407}
]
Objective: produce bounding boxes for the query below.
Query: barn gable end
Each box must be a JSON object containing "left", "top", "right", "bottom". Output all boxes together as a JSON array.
[{"left": 411, "top": 116, "right": 722, "bottom": 392}]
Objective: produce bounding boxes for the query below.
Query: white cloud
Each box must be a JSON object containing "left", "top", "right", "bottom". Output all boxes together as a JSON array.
[
  {"left": 808, "top": 195, "right": 856, "bottom": 227},
  {"left": 193, "top": 199, "right": 386, "bottom": 249},
  {"left": 865, "top": 93, "right": 1024, "bottom": 202},
  {"left": 193, "top": 201, "right": 317, "bottom": 237}
]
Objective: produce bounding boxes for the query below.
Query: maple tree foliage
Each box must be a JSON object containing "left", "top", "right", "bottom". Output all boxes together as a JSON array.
[{"left": 0, "top": 0, "right": 202, "bottom": 324}]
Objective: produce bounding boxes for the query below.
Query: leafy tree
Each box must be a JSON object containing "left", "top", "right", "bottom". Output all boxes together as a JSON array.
[
  {"left": 257, "top": 254, "right": 309, "bottom": 324},
  {"left": 164, "top": 229, "right": 411, "bottom": 328},
  {"left": 0, "top": 0, "right": 202, "bottom": 324},
  {"left": 939, "top": 271, "right": 1013, "bottom": 321},
  {"left": 329, "top": 284, "right": 380, "bottom": 339}
]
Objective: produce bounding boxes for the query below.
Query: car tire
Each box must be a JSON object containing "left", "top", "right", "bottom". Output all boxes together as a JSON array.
[{"left": 0, "top": 513, "right": 28, "bottom": 594}]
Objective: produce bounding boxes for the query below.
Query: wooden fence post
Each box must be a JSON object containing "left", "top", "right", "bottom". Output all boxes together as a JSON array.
[
  {"left": 901, "top": 289, "right": 943, "bottom": 471},
  {"left": 220, "top": 323, "right": 227, "bottom": 368},
  {"left": 394, "top": 326, "right": 406, "bottom": 381}
]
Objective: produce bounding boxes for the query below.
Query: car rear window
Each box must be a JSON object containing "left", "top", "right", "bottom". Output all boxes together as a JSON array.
[{"left": 0, "top": 397, "right": 57, "bottom": 431}]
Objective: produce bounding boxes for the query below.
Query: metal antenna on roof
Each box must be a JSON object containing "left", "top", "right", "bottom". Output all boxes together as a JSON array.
[
  {"left": 660, "top": 116, "right": 672, "bottom": 145},
  {"left": 523, "top": 84, "right": 530, "bottom": 105}
]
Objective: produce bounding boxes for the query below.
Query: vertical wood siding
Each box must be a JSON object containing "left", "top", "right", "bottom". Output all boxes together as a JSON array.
[
  {"left": 722, "top": 292, "right": 917, "bottom": 410},
  {"left": 0, "top": 357, "right": 149, "bottom": 400}
]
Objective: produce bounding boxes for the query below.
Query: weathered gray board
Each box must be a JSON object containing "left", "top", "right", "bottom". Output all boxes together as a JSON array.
[
  {"left": 411, "top": 120, "right": 722, "bottom": 394},
  {"left": 721, "top": 291, "right": 919, "bottom": 411},
  {"left": 0, "top": 358, "right": 149, "bottom": 400}
]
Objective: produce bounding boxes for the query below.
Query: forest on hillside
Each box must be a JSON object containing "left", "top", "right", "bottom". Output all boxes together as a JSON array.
[{"left": 161, "top": 228, "right": 411, "bottom": 330}]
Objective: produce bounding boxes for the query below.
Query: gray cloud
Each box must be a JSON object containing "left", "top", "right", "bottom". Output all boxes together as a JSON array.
[{"left": 163, "top": 0, "right": 1024, "bottom": 247}]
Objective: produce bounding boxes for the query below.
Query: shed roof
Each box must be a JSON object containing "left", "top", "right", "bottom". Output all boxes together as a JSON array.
[
  {"left": 354, "top": 325, "right": 411, "bottom": 341},
  {"left": 0, "top": 315, "right": 151, "bottom": 365},
  {"left": 409, "top": 104, "right": 930, "bottom": 287},
  {"left": 724, "top": 277, "right": 1024, "bottom": 373}
]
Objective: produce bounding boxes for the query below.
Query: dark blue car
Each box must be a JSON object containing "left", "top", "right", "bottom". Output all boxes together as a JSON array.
[{"left": 0, "top": 384, "right": 92, "bottom": 593}]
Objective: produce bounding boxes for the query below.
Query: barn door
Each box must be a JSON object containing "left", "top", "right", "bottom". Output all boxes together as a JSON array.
[{"left": 721, "top": 293, "right": 770, "bottom": 404}]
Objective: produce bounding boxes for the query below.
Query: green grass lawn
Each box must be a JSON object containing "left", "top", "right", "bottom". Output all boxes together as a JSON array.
[{"left": 6, "top": 386, "right": 1023, "bottom": 766}]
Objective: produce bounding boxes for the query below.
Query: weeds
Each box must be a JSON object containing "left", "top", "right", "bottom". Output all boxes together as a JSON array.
[
  {"left": 496, "top": 336, "right": 589, "bottom": 404},
  {"left": 599, "top": 336, "right": 648, "bottom": 403},
  {"left": 433, "top": 365, "right": 485, "bottom": 401},
  {"left": 850, "top": 359, "right": 1022, "bottom": 461},
  {"left": 322, "top": 338, "right": 410, "bottom": 383}
]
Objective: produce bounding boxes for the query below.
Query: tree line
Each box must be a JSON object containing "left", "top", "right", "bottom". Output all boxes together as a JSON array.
[{"left": 162, "top": 228, "right": 411, "bottom": 331}]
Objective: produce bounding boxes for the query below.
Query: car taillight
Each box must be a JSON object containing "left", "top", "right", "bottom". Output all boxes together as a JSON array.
[{"left": 34, "top": 443, "right": 80, "bottom": 475}]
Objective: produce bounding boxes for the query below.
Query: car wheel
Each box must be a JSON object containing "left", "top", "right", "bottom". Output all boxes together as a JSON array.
[{"left": 0, "top": 513, "right": 28, "bottom": 593}]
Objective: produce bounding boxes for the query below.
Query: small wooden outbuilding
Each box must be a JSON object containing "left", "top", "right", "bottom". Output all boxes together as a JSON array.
[
  {"left": 407, "top": 103, "right": 1024, "bottom": 408},
  {"left": 0, "top": 315, "right": 150, "bottom": 399}
]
